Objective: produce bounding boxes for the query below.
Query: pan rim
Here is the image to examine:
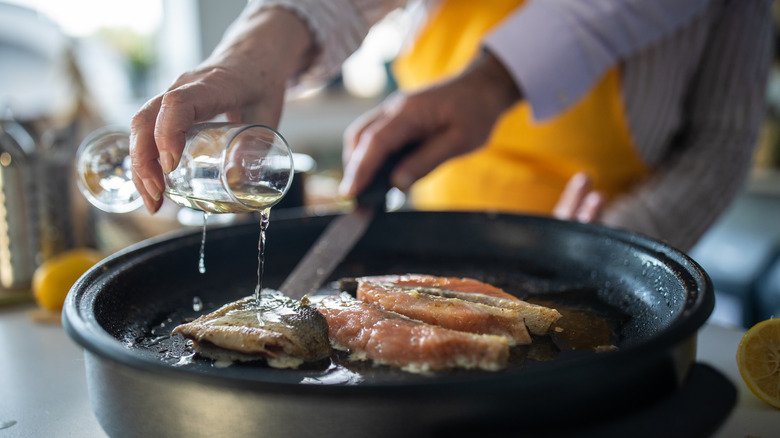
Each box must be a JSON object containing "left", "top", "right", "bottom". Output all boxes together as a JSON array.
[{"left": 63, "top": 211, "right": 713, "bottom": 396}]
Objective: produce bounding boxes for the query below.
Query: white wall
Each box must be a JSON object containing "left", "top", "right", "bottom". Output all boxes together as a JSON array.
[{"left": 156, "top": 0, "right": 245, "bottom": 92}]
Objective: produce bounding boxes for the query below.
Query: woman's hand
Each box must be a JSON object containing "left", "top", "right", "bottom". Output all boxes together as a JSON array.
[
  {"left": 339, "top": 50, "right": 522, "bottom": 198},
  {"left": 129, "top": 7, "right": 314, "bottom": 213},
  {"left": 552, "top": 172, "right": 606, "bottom": 223}
]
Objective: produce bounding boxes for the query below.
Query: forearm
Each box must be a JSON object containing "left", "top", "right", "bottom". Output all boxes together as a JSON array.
[
  {"left": 460, "top": 49, "right": 523, "bottom": 116},
  {"left": 208, "top": 6, "right": 316, "bottom": 84},
  {"left": 601, "top": 129, "right": 758, "bottom": 252},
  {"left": 245, "top": 0, "right": 406, "bottom": 84},
  {"left": 600, "top": 0, "right": 773, "bottom": 251}
]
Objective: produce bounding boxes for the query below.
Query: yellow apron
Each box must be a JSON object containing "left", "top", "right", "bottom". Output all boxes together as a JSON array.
[{"left": 393, "top": 0, "right": 648, "bottom": 214}]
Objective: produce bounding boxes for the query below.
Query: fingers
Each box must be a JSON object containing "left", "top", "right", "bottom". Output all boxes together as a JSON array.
[
  {"left": 342, "top": 105, "right": 384, "bottom": 165},
  {"left": 553, "top": 173, "right": 591, "bottom": 219},
  {"left": 130, "top": 81, "right": 215, "bottom": 213},
  {"left": 553, "top": 172, "right": 605, "bottom": 223},
  {"left": 339, "top": 90, "right": 486, "bottom": 198},
  {"left": 576, "top": 191, "right": 605, "bottom": 222},
  {"left": 339, "top": 119, "right": 401, "bottom": 198},
  {"left": 389, "top": 128, "right": 466, "bottom": 191},
  {"left": 130, "top": 97, "right": 166, "bottom": 213},
  {"left": 125, "top": 3, "right": 302, "bottom": 215},
  {"left": 130, "top": 67, "right": 285, "bottom": 214},
  {"left": 340, "top": 122, "right": 472, "bottom": 198},
  {"left": 154, "top": 80, "right": 229, "bottom": 172}
]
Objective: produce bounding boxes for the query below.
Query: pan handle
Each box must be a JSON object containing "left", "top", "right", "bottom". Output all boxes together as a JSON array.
[{"left": 356, "top": 142, "right": 419, "bottom": 209}]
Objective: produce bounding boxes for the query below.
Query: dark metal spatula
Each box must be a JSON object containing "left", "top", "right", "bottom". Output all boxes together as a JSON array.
[{"left": 279, "top": 144, "right": 415, "bottom": 299}]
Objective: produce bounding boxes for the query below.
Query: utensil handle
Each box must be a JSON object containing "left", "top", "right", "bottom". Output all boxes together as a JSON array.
[{"left": 356, "top": 142, "right": 419, "bottom": 209}]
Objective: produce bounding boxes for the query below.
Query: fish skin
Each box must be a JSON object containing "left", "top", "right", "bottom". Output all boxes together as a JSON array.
[
  {"left": 316, "top": 294, "right": 510, "bottom": 373},
  {"left": 357, "top": 281, "right": 532, "bottom": 346},
  {"left": 171, "top": 292, "right": 331, "bottom": 368}
]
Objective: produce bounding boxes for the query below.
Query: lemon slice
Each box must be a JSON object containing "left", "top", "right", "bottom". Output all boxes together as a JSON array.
[{"left": 736, "top": 317, "right": 780, "bottom": 409}]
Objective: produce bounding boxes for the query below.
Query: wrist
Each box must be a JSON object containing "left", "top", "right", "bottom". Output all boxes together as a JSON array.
[
  {"left": 464, "top": 50, "right": 524, "bottom": 114},
  {"left": 210, "top": 6, "right": 316, "bottom": 81}
]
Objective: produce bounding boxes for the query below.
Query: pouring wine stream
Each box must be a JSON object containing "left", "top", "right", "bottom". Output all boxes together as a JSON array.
[{"left": 76, "top": 123, "right": 295, "bottom": 310}]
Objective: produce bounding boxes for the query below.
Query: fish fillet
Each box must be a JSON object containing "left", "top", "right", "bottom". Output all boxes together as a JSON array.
[
  {"left": 357, "top": 281, "right": 532, "bottom": 346},
  {"left": 172, "top": 292, "right": 331, "bottom": 369},
  {"left": 316, "top": 294, "right": 509, "bottom": 373},
  {"left": 348, "top": 274, "right": 562, "bottom": 336},
  {"left": 359, "top": 274, "right": 517, "bottom": 299}
]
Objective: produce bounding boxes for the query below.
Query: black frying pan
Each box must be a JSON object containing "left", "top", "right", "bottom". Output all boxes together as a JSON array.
[{"left": 64, "top": 211, "right": 715, "bottom": 438}]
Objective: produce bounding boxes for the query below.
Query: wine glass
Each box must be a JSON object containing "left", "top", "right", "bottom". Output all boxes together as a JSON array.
[{"left": 76, "top": 123, "right": 294, "bottom": 214}]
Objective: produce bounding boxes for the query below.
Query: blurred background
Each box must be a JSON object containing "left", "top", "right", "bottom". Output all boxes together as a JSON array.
[{"left": 0, "top": 0, "right": 779, "bottom": 328}]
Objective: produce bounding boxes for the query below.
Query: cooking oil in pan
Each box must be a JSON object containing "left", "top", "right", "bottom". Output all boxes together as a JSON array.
[{"left": 139, "top": 285, "right": 628, "bottom": 384}]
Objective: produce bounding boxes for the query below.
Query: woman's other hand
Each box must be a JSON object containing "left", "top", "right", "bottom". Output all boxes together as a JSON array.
[
  {"left": 552, "top": 172, "right": 606, "bottom": 223},
  {"left": 339, "top": 50, "right": 522, "bottom": 198}
]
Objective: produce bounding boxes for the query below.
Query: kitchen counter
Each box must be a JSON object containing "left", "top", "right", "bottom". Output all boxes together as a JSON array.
[{"left": 0, "top": 303, "right": 777, "bottom": 437}]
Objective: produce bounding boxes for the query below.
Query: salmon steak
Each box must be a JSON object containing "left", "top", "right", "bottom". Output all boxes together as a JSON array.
[
  {"left": 356, "top": 281, "right": 532, "bottom": 346},
  {"left": 316, "top": 294, "right": 510, "bottom": 373},
  {"left": 345, "top": 274, "right": 562, "bottom": 336},
  {"left": 171, "top": 291, "right": 331, "bottom": 369}
]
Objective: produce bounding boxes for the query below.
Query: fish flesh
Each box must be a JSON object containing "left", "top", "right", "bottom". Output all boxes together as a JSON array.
[
  {"left": 171, "top": 291, "right": 331, "bottom": 369},
  {"left": 316, "top": 294, "right": 510, "bottom": 373},
  {"left": 353, "top": 274, "right": 518, "bottom": 299},
  {"left": 344, "top": 274, "right": 561, "bottom": 336},
  {"left": 356, "top": 281, "right": 532, "bottom": 346}
]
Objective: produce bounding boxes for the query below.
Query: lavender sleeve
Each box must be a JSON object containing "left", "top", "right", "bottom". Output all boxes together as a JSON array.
[
  {"left": 482, "top": 0, "right": 712, "bottom": 121},
  {"left": 245, "top": 0, "right": 404, "bottom": 84},
  {"left": 600, "top": 0, "right": 773, "bottom": 251}
]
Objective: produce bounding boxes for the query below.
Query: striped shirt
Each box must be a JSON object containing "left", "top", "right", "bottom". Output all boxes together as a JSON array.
[{"left": 248, "top": 0, "right": 773, "bottom": 251}]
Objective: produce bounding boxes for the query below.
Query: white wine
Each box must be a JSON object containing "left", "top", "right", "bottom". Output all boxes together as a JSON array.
[
  {"left": 77, "top": 123, "right": 292, "bottom": 214},
  {"left": 165, "top": 184, "right": 285, "bottom": 214}
]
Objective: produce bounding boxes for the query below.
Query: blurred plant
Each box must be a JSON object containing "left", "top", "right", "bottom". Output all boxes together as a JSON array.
[{"left": 94, "top": 27, "right": 156, "bottom": 96}]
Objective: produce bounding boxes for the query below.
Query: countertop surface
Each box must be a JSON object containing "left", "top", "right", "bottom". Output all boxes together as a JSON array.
[{"left": 1, "top": 303, "right": 778, "bottom": 438}]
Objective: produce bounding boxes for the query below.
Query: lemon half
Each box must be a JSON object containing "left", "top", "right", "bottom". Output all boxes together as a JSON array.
[
  {"left": 32, "top": 248, "right": 104, "bottom": 311},
  {"left": 736, "top": 317, "right": 780, "bottom": 409}
]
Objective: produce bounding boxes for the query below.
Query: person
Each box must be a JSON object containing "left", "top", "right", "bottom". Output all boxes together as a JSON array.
[{"left": 130, "top": 0, "right": 773, "bottom": 252}]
